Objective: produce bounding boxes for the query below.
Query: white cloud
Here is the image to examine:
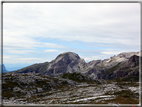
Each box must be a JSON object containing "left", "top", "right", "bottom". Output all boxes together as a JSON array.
[
  {"left": 84, "top": 56, "right": 101, "bottom": 62},
  {"left": 101, "top": 48, "right": 140, "bottom": 57},
  {"left": 5, "top": 49, "right": 37, "bottom": 54},
  {"left": 19, "top": 57, "right": 44, "bottom": 62},
  {"left": 3, "top": 3, "right": 140, "bottom": 67},
  {"left": 41, "top": 43, "right": 65, "bottom": 48},
  {"left": 44, "top": 49, "right": 59, "bottom": 52},
  {"left": 3, "top": 55, "right": 48, "bottom": 64},
  {"left": 102, "top": 51, "right": 122, "bottom": 55},
  {"left": 3, "top": 3, "right": 140, "bottom": 44},
  {"left": 3, "top": 29, "right": 65, "bottom": 50}
]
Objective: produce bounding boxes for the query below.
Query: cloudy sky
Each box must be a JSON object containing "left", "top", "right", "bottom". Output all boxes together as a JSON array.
[{"left": 3, "top": 3, "right": 140, "bottom": 71}]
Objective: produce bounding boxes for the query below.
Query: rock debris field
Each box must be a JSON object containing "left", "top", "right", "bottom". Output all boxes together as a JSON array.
[{"left": 2, "top": 73, "right": 140, "bottom": 105}]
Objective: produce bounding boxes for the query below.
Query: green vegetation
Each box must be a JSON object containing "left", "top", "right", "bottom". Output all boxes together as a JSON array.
[
  {"left": 113, "top": 72, "right": 139, "bottom": 82},
  {"left": 3, "top": 81, "right": 26, "bottom": 99},
  {"left": 62, "top": 72, "right": 93, "bottom": 83},
  {"left": 95, "top": 96, "right": 139, "bottom": 104},
  {"left": 121, "top": 76, "right": 139, "bottom": 82},
  {"left": 62, "top": 72, "right": 102, "bottom": 84},
  {"left": 103, "top": 90, "right": 139, "bottom": 104}
]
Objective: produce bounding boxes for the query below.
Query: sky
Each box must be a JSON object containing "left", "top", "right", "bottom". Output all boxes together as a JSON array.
[{"left": 3, "top": 3, "right": 140, "bottom": 71}]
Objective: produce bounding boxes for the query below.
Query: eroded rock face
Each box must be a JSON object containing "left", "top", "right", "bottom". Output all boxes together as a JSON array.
[
  {"left": 96, "top": 55, "right": 140, "bottom": 81},
  {"left": 128, "top": 55, "right": 139, "bottom": 67},
  {"left": 39, "top": 52, "right": 87, "bottom": 76}
]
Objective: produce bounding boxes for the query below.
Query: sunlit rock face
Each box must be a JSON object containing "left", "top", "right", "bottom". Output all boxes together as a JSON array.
[{"left": 43, "top": 52, "right": 87, "bottom": 76}]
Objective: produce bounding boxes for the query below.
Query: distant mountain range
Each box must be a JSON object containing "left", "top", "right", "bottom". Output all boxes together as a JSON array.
[
  {"left": 14, "top": 51, "right": 140, "bottom": 81},
  {"left": 3, "top": 64, "right": 7, "bottom": 73}
]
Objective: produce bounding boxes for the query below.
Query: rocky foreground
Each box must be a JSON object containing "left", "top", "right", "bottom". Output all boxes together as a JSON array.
[{"left": 2, "top": 72, "right": 139, "bottom": 105}]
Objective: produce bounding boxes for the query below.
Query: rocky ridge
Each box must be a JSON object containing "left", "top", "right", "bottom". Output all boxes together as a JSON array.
[
  {"left": 96, "top": 54, "right": 140, "bottom": 81},
  {"left": 14, "top": 51, "right": 140, "bottom": 80}
]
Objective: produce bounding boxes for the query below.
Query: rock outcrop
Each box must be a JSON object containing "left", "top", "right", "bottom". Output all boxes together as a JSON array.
[
  {"left": 96, "top": 55, "right": 140, "bottom": 81},
  {"left": 44, "top": 52, "right": 87, "bottom": 76},
  {"left": 2, "top": 72, "right": 79, "bottom": 100}
]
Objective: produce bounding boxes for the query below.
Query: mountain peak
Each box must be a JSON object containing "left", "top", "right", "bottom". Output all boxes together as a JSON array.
[
  {"left": 44, "top": 52, "right": 83, "bottom": 76},
  {"left": 117, "top": 51, "right": 139, "bottom": 58},
  {"left": 55, "top": 52, "right": 80, "bottom": 62}
]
